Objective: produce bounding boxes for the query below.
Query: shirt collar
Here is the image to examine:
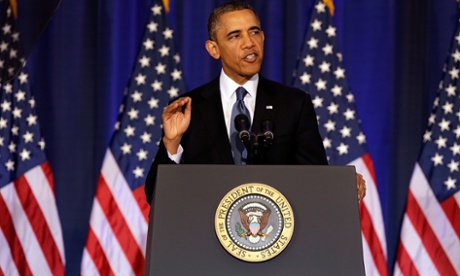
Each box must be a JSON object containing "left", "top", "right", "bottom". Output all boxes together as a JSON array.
[{"left": 219, "top": 69, "right": 259, "bottom": 101}]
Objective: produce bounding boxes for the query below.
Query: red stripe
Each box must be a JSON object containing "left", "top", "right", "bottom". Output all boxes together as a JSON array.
[
  {"left": 0, "top": 265, "right": 4, "bottom": 276},
  {"left": 14, "top": 174, "right": 65, "bottom": 276},
  {"left": 440, "top": 196, "right": 460, "bottom": 240},
  {"left": 396, "top": 241, "right": 419, "bottom": 276},
  {"left": 0, "top": 194, "right": 33, "bottom": 276},
  {"left": 406, "top": 191, "right": 457, "bottom": 275},
  {"left": 41, "top": 162, "right": 55, "bottom": 193},
  {"left": 85, "top": 227, "right": 115, "bottom": 276},
  {"left": 96, "top": 175, "right": 145, "bottom": 276},
  {"left": 132, "top": 185, "right": 150, "bottom": 222},
  {"left": 361, "top": 153, "right": 377, "bottom": 184},
  {"left": 359, "top": 202, "right": 388, "bottom": 276}
]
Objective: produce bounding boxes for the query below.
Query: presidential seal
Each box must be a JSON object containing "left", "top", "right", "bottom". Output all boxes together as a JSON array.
[{"left": 215, "top": 183, "right": 294, "bottom": 262}]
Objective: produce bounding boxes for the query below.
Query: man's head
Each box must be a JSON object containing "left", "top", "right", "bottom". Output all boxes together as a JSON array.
[{"left": 205, "top": 1, "right": 265, "bottom": 85}]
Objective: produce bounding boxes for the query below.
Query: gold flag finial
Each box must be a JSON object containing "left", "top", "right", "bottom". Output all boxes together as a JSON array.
[
  {"left": 9, "top": 0, "right": 17, "bottom": 17},
  {"left": 323, "top": 0, "right": 334, "bottom": 16},
  {"left": 163, "top": 0, "right": 170, "bottom": 13}
]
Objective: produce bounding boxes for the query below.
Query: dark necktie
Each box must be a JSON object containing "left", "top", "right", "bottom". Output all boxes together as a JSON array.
[{"left": 230, "top": 87, "right": 250, "bottom": 164}]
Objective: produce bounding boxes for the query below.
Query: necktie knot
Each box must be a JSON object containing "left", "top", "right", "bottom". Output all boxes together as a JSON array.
[{"left": 236, "top": 87, "right": 248, "bottom": 101}]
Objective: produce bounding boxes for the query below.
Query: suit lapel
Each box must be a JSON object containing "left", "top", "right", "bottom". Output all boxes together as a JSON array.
[{"left": 253, "top": 77, "right": 278, "bottom": 133}]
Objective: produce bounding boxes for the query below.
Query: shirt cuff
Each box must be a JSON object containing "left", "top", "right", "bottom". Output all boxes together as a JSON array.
[{"left": 167, "top": 145, "right": 183, "bottom": 164}]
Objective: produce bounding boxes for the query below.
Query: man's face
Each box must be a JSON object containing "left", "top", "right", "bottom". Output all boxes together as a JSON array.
[{"left": 207, "top": 9, "right": 265, "bottom": 85}]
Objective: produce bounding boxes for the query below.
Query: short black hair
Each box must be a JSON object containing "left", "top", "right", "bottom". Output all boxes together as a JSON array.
[{"left": 207, "top": 1, "right": 260, "bottom": 41}]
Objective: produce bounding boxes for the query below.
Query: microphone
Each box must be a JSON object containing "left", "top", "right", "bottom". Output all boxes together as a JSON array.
[
  {"left": 262, "top": 120, "right": 274, "bottom": 146},
  {"left": 234, "top": 114, "right": 251, "bottom": 143}
]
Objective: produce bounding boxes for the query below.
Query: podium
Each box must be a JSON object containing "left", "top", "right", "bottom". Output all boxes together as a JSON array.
[{"left": 145, "top": 165, "right": 365, "bottom": 275}]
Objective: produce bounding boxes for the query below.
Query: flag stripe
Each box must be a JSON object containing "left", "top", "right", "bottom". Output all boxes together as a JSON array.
[
  {"left": 0, "top": 195, "right": 31, "bottom": 276},
  {"left": 0, "top": 183, "right": 52, "bottom": 276},
  {"left": 440, "top": 194, "right": 460, "bottom": 240},
  {"left": 406, "top": 188, "right": 457, "bottom": 274},
  {"left": 96, "top": 175, "right": 145, "bottom": 276},
  {"left": 396, "top": 241, "right": 419, "bottom": 276},
  {"left": 0, "top": 229, "right": 20, "bottom": 276},
  {"left": 83, "top": 228, "right": 115, "bottom": 276}
]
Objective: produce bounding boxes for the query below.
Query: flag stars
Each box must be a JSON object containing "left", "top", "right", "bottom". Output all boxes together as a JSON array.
[
  {"left": 336, "top": 143, "right": 349, "bottom": 155},
  {"left": 431, "top": 153, "right": 443, "bottom": 166},
  {"left": 5, "top": 159, "right": 14, "bottom": 171},
  {"left": 147, "top": 21, "right": 158, "bottom": 32},
  {"left": 12, "top": 107, "right": 22, "bottom": 118},
  {"left": 0, "top": 41, "right": 7, "bottom": 52},
  {"left": 323, "top": 137, "right": 332, "bottom": 149},
  {"left": 9, "top": 141, "right": 16, "bottom": 152},
  {"left": 140, "top": 132, "right": 152, "bottom": 143},
  {"left": 144, "top": 114, "right": 155, "bottom": 126},
  {"left": 120, "top": 143, "right": 132, "bottom": 154},
  {"left": 133, "top": 166, "right": 144, "bottom": 178},
  {"left": 174, "top": 54, "right": 181, "bottom": 63},
  {"left": 331, "top": 85, "right": 342, "bottom": 96},
  {"left": 444, "top": 177, "right": 456, "bottom": 190},
  {"left": 1, "top": 100, "right": 11, "bottom": 111},
  {"left": 346, "top": 93, "right": 354, "bottom": 103},
  {"left": 23, "top": 131, "right": 34, "bottom": 143},
  {"left": 135, "top": 74, "right": 146, "bottom": 85},
  {"left": 327, "top": 102, "right": 339, "bottom": 114},
  {"left": 131, "top": 91, "right": 142, "bottom": 102},
  {"left": 322, "top": 44, "right": 334, "bottom": 55},
  {"left": 137, "top": 149, "right": 148, "bottom": 161},
  {"left": 312, "top": 95, "right": 323, "bottom": 108},
  {"left": 39, "top": 138, "right": 46, "bottom": 150},
  {"left": 319, "top": 61, "right": 331, "bottom": 73},
  {"left": 450, "top": 142, "right": 460, "bottom": 155},
  {"left": 315, "top": 78, "right": 327, "bottom": 90},
  {"left": 158, "top": 45, "right": 170, "bottom": 57},
  {"left": 315, "top": 2, "right": 326, "bottom": 13},
  {"left": 170, "top": 69, "right": 182, "bottom": 80},
  {"left": 448, "top": 67, "right": 459, "bottom": 79},
  {"left": 163, "top": 28, "right": 173, "bottom": 39},
  {"left": 334, "top": 67, "right": 345, "bottom": 79},
  {"left": 151, "top": 4, "right": 162, "bottom": 15},
  {"left": 127, "top": 108, "right": 139, "bottom": 120},
  {"left": 143, "top": 39, "right": 154, "bottom": 50},
  {"left": 2, "top": 23, "right": 11, "bottom": 34},
  {"left": 151, "top": 80, "right": 163, "bottom": 91},
  {"left": 311, "top": 19, "right": 322, "bottom": 31},
  {"left": 168, "top": 86, "right": 179, "bottom": 98},
  {"left": 15, "top": 90, "right": 26, "bottom": 101},
  {"left": 18, "top": 72, "right": 28, "bottom": 84},
  {"left": 148, "top": 97, "right": 159, "bottom": 109},
  {"left": 11, "top": 125, "right": 19, "bottom": 135},
  {"left": 452, "top": 50, "right": 460, "bottom": 62},
  {"left": 307, "top": 37, "right": 319, "bottom": 49},
  {"left": 124, "top": 125, "right": 135, "bottom": 137},
  {"left": 423, "top": 130, "right": 432, "bottom": 142},
  {"left": 454, "top": 125, "right": 460, "bottom": 138},
  {"left": 434, "top": 136, "right": 447, "bottom": 148},
  {"left": 447, "top": 160, "right": 459, "bottom": 173},
  {"left": 446, "top": 84, "right": 456, "bottom": 96},
  {"left": 26, "top": 114, "right": 37, "bottom": 126},
  {"left": 303, "top": 55, "right": 314, "bottom": 67},
  {"left": 326, "top": 26, "right": 336, "bottom": 37},
  {"left": 438, "top": 118, "right": 450, "bottom": 131},
  {"left": 324, "top": 120, "right": 336, "bottom": 131},
  {"left": 0, "top": 117, "right": 7, "bottom": 129},
  {"left": 19, "top": 148, "right": 31, "bottom": 161},
  {"left": 343, "top": 108, "right": 355, "bottom": 120},
  {"left": 340, "top": 126, "right": 352, "bottom": 138},
  {"left": 139, "top": 56, "right": 150, "bottom": 67},
  {"left": 442, "top": 102, "right": 453, "bottom": 114},
  {"left": 155, "top": 63, "right": 166, "bottom": 74},
  {"left": 299, "top": 72, "right": 311, "bottom": 84},
  {"left": 356, "top": 132, "right": 366, "bottom": 144}
]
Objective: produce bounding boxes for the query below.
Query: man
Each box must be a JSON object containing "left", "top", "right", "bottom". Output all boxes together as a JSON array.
[{"left": 145, "top": 1, "right": 366, "bottom": 204}]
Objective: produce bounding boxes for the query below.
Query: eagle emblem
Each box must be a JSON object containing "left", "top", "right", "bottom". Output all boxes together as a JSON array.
[{"left": 238, "top": 202, "right": 273, "bottom": 244}]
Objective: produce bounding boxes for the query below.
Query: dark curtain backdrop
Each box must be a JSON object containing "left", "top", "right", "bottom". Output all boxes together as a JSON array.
[{"left": 25, "top": 0, "right": 459, "bottom": 275}]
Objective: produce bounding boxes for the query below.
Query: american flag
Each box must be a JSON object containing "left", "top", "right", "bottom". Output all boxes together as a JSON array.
[
  {"left": 394, "top": 19, "right": 460, "bottom": 276},
  {"left": 80, "top": 0, "right": 187, "bottom": 275},
  {"left": 0, "top": 3, "right": 66, "bottom": 275},
  {"left": 292, "top": 1, "right": 388, "bottom": 275}
]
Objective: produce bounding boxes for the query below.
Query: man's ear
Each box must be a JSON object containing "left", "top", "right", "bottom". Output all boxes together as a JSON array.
[{"left": 205, "top": 40, "right": 220, "bottom": 60}]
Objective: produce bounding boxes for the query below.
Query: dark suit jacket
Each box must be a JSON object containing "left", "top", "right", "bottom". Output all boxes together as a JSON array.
[{"left": 145, "top": 76, "right": 328, "bottom": 203}]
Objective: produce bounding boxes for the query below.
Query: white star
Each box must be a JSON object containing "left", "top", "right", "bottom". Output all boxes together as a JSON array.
[
  {"left": 444, "top": 177, "right": 456, "bottom": 190},
  {"left": 11, "top": 125, "right": 19, "bottom": 135},
  {"left": 168, "top": 86, "right": 179, "bottom": 98},
  {"left": 38, "top": 138, "right": 45, "bottom": 150},
  {"left": 151, "top": 80, "right": 163, "bottom": 91},
  {"left": 307, "top": 37, "right": 319, "bottom": 49},
  {"left": 323, "top": 137, "right": 332, "bottom": 148},
  {"left": 428, "top": 113, "right": 436, "bottom": 125},
  {"left": 15, "top": 90, "right": 26, "bottom": 101},
  {"left": 322, "top": 44, "right": 333, "bottom": 55},
  {"left": 423, "top": 130, "right": 432, "bottom": 142},
  {"left": 2, "top": 24, "right": 11, "bottom": 34},
  {"left": 431, "top": 153, "right": 443, "bottom": 166},
  {"left": 29, "top": 98, "right": 35, "bottom": 108},
  {"left": 144, "top": 114, "right": 155, "bottom": 126},
  {"left": 12, "top": 107, "right": 22, "bottom": 118},
  {"left": 438, "top": 118, "right": 450, "bottom": 131},
  {"left": 9, "top": 141, "right": 16, "bottom": 152},
  {"left": 158, "top": 45, "right": 170, "bottom": 57},
  {"left": 127, "top": 108, "right": 139, "bottom": 120},
  {"left": 303, "top": 55, "right": 314, "bottom": 67},
  {"left": 139, "top": 56, "right": 150, "bottom": 67},
  {"left": 445, "top": 84, "right": 456, "bottom": 96},
  {"left": 174, "top": 54, "right": 181, "bottom": 63},
  {"left": 26, "top": 114, "right": 37, "bottom": 126},
  {"left": 442, "top": 102, "right": 453, "bottom": 114},
  {"left": 171, "top": 69, "right": 182, "bottom": 80},
  {"left": 326, "top": 26, "right": 336, "bottom": 37},
  {"left": 299, "top": 72, "right": 311, "bottom": 84},
  {"left": 155, "top": 63, "right": 166, "bottom": 74},
  {"left": 151, "top": 4, "right": 162, "bottom": 15},
  {"left": 18, "top": 72, "right": 28, "bottom": 84},
  {"left": 455, "top": 125, "right": 460, "bottom": 138},
  {"left": 449, "top": 67, "right": 459, "bottom": 79},
  {"left": 148, "top": 97, "right": 159, "bottom": 109},
  {"left": 452, "top": 50, "right": 460, "bottom": 62},
  {"left": 311, "top": 19, "right": 322, "bottom": 31},
  {"left": 133, "top": 166, "right": 144, "bottom": 178},
  {"left": 124, "top": 125, "right": 135, "bottom": 137},
  {"left": 147, "top": 21, "right": 158, "bottom": 32},
  {"left": 343, "top": 108, "right": 355, "bottom": 120},
  {"left": 331, "top": 85, "right": 342, "bottom": 96},
  {"left": 3, "top": 83, "right": 12, "bottom": 93},
  {"left": 0, "top": 41, "right": 8, "bottom": 52},
  {"left": 327, "top": 102, "right": 339, "bottom": 114},
  {"left": 135, "top": 74, "right": 146, "bottom": 85},
  {"left": 0, "top": 117, "right": 7, "bottom": 129},
  {"left": 140, "top": 132, "right": 152, "bottom": 143},
  {"left": 131, "top": 91, "right": 142, "bottom": 102},
  {"left": 23, "top": 131, "right": 34, "bottom": 143},
  {"left": 319, "top": 61, "right": 331, "bottom": 73},
  {"left": 336, "top": 143, "right": 349, "bottom": 155},
  {"left": 5, "top": 159, "right": 14, "bottom": 171},
  {"left": 434, "top": 136, "right": 447, "bottom": 148},
  {"left": 447, "top": 160, "right": 459, "bottom": 173},
  {"left": 312, "top": 96, "right": 323, "bottom": 108},
  {"left": 1, "top": 100, "right": 11, "bottom": 112},
  {"left": 137, "top": 149, "right": 148, "bottom": 161},
  {"left": 163, "top": 28, "right": 173, "bottom": 39},
  {"left": 356, "top": 132, "right": 366, "bottom": 144},
  {"left": 324, "top": 120, "right": 335, "bottom": 131},
  {"left": 315, "top": 2, "right": 326, "bottom": 13},
  {"left": 20, "top": 148, "right": 31, "bottom": 161},
  {"left": 143, "top": 38, "right": 154, "bottom": 50},
  {"left": 315, "top": 78, "right": 327, "bottom": 90},
  {"left": 340, "top": 126, "right": 352, "bottom": 138},
  {"left": 120, "top": 143, "right": 132, "bottom": 154},
  {"left": 450, "top": 142, "right": 460, "bottom": 155},
  {"left": 334, "top": 67, "right": 345, "bottom": 79}
]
